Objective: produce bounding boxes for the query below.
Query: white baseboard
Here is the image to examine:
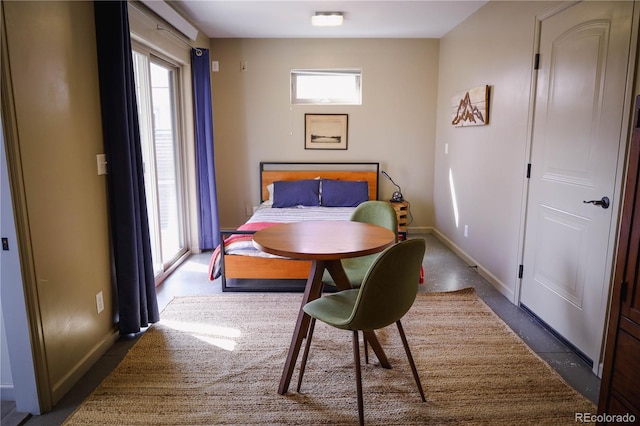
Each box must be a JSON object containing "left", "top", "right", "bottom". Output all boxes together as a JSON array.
[
  {"left": 51, "top": 329, "right": 119, "bottom": 405},
  {"left": 0, "top": 384, "right": 15, "bottom": 401},
  {"left": 407, "top": 226, "right": 433, "bottom": 235},
  {"left": 431, "top": 228, "right": 516, "bottom": 304}
]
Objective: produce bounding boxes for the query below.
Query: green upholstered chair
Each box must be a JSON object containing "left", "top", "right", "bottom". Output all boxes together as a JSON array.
[
  {"left": 298, "top": 239, "right": 427, "bottom": 426},
  {"left": 323, "top": 200, "right": 398, "bottom": 288}
]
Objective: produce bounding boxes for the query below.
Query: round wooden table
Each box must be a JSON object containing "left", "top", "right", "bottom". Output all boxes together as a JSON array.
[{"left": 253, "top": 220, "right": 396, "bottom": 395}]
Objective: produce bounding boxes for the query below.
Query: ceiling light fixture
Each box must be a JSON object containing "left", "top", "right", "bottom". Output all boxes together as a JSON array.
[{"left": 311, "top": 12, "right": 344, "bottom": 27}]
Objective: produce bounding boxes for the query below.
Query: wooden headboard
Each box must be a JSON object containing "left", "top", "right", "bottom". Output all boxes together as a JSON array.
[{"left": 260, "top": 162, "right": 380, "bottom": 202}]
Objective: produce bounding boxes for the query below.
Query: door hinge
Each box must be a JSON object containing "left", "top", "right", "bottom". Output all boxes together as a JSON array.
[
  {"left": 526, "top": 163, "right": 532, "bottom": 179},
  {"left": 621, "top": 281, "right": 628, "bottom": 302},
  {"left": 518, "top": 264, "right": 524, "bottom": 279},
  {"left": 534, "top": 53, "right": 540, "bottom": 70}
]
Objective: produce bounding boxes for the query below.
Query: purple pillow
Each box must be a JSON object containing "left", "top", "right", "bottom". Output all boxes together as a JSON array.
[
  {"left": 321, "top": 179, "right": 369, "bottom": 207},
  {"left": 272, "top": 180, "right": 320, "bottom": 207}
]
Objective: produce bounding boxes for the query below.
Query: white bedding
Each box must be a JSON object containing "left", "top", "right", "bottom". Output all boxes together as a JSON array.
[
  {"left": 248, "top": 203, "right": 356, "bottom": 223},
  {"left": 208, "top": 204, "right": 355, "bottom": 279}
]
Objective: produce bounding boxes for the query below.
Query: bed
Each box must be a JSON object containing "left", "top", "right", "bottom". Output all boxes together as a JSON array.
[{"left": 209, "top": 162, "right": 380, "bottom": 291}]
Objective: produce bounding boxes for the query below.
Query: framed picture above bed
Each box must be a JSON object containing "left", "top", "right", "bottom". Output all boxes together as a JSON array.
[{"left": 305, "top": 114, "right": 348, "bottom": 150}]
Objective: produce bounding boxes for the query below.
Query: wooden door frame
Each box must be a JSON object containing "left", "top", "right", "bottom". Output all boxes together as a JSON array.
[
  {"left": 0, "top": 2, "right": 50, "bottom": 412},
  {"left": 598, "top": 94, "right": 640, "bottom": 413}
]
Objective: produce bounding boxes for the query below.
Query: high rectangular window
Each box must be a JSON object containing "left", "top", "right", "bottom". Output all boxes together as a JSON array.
[{"left": 291, "top": 69, "right": 362, "bottom": 105}]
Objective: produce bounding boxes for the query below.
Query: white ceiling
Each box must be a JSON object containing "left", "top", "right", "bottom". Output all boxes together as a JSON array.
[{"left": 170, "top": 1, "right": 488, "bottom": 39}]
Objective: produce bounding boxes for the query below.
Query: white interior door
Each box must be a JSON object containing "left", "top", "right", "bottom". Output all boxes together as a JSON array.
[{"left": 520, "top": 1, "right": 633, "bottom": 369}]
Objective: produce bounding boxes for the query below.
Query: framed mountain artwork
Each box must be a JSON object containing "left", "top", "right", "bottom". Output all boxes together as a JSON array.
[{"left": 451, "top": 85, "right": 489, "bottom": 127}]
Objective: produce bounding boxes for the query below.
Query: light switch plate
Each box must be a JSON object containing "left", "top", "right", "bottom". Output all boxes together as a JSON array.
[
  {"left": 96, "top": 291, "right": 104, "bottom": 314},
  {"left": 97, "top": 154, "right": 107, "bottom": 175}
]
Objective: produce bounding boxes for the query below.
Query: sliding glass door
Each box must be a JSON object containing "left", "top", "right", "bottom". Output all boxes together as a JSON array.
[{"left": 132, "top": 49, "right": 187, "bottom": 278}]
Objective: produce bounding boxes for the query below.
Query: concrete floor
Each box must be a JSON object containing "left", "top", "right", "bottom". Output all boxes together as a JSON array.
[{"left": 6, "top": 233, "right": 600, "bottom": 425}]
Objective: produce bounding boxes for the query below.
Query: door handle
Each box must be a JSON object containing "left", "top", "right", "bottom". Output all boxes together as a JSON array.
[{"left": 583, "top": 196, "right": 610, "bottom": 209}]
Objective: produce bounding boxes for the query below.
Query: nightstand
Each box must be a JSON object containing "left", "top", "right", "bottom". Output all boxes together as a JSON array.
[{"left": 389, "top": 201, "right": 409, "bottom": 240}]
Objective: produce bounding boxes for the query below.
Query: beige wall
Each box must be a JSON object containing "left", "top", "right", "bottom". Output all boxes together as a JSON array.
[
  {"left": 210, "top": 38, "right": 439, "bottom": 230},
  {"left": 3, "top": 0, "right": 114, "bottom": 406},
  {"left": 434, "top": 1, "right": 555, "bottom": 300}
]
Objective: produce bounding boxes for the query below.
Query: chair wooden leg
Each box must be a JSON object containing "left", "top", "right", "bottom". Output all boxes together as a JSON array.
[
  {"left": 396, "top": 320, "right": 426, "bottom": 402},
  {"left": 352, "top": 331, "right": 364, "bottom": 426},
  {"left": 297, "top": 318, "right": 316, "bottom": 392},
  {"left": 363, "top": 332, "right": 369, "bottom": 364}
]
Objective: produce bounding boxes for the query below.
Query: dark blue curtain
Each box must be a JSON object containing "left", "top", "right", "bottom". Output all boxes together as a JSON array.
[
  {"left": 94, "top": 1, "right": 159, "bottom": 334},
  {"left": 191, "top": 48, "right": 220, "bottom": 250}
]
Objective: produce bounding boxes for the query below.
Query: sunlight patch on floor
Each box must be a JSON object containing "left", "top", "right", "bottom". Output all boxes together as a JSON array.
[
  {"left": 177, "top": 261, "right": 210, "bottom": 273},
  {"left": 161, "top": 319, "right": 240, "bottom": 351}
]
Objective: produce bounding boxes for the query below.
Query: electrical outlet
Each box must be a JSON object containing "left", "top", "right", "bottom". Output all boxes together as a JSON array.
[
  {"left": 96, "top": 291, "right": 104, "bottom": 314},
  {"left": 464, "top": 225, "right": 469, "bottom": 238}
]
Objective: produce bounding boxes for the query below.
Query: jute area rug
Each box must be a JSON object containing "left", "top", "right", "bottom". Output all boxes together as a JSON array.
[{"left": 64, "top": 288, "right": 595, "bottom": 425}]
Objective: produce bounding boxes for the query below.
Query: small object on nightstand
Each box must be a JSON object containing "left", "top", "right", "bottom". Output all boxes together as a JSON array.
[
  {"left": 381, "top": 171, "right": 404, "bottom": 202},
  {"left": 390, "top": 200, "right": 409, "bottom": 240}
]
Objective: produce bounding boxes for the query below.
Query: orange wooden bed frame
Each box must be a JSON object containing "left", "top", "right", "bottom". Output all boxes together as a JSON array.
[{"left": 219, "top": 162, "right": 379, "bottom": 291}]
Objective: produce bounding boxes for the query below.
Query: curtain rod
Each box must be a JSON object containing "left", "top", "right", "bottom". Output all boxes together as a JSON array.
[{"left": 156, "top": 24, "right": 204, "bottom": 56}]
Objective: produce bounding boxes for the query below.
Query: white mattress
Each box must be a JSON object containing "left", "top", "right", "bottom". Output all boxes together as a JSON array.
[
  {"left": 247, "top": 203, "right": 355, "bottom": 223},
  {"left": 209, "top": 204, "right": 355, "bottom": 279}
]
